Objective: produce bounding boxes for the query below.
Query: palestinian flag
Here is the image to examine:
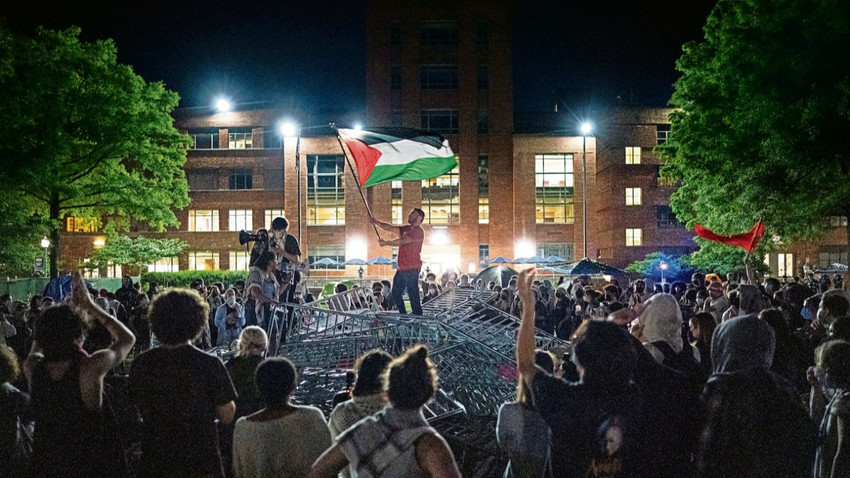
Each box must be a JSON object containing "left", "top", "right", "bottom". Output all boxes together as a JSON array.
[{"left": 338, "top": 127, "right": 456, "bottom": 188}]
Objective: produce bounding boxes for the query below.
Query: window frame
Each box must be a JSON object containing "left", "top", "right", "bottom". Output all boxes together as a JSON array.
[
  {"left": 188, "top": 210, "right": 220, "bottom": 232},
  {"left": 625, "top": 146, "right": 641, "bottom": 165},
  {"left": 625, "top": 228, "right": 643, "bottom": 247},
  {"left": 535, "top": 153, "right": 575, "bottom": 224},
  {"left": 228, "top": 209, "right": 253, "bottom": 232},
  {"left": 625, "top": 187, "right": 642, "bottom": 206},
  {"left": 306, "top": 155, "right": 346, "bottom": 226}
]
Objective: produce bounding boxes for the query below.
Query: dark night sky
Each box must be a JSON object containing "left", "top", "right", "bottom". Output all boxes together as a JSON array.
[{"left": 1, "top": 0, "right": 717, "bottom": 113}]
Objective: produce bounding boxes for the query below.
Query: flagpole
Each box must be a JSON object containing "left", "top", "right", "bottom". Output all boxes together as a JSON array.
[{"left": 332, "top": 125, "right": 382, "bottom": 240}]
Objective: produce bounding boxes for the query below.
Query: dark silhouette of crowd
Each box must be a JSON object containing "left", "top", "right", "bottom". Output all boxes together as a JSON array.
[{"left": 1, "top": 265, "right": 849, "bottom": 478}]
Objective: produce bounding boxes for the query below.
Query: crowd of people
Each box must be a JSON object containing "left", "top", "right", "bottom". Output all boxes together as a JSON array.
[{"left": 0, "top": 263, "right": 849, "bottom": 477}]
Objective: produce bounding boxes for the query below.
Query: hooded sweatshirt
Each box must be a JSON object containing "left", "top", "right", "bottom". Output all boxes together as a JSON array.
[{"left": 640, "top": 293, "right": 685, "bottom": 363}]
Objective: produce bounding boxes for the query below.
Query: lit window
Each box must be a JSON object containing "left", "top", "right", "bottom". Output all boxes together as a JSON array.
[
  {"left": 819, "top": 251, "right": 849, "bottom": 269},
  {"left": 420, "top": 65, "right": 458, "bottom": 89},
  {"left": 625, "top": 147, "right": 641, "bottom": 165},
  {"left": 264, "top": 209, "right": 286, "bottom": 230},
  {"left": 422, "top": 166, "right": 460, "bottom": 224},
  {"left": 82, "top": 259, "right": 99, "bottom": 279},
  {"left": 535, "top": 153, "right": 574, "bottom": 224},
  {"left": 147, "top": 256, "right": 179, "bottom": 272},
  {"left": 478, "top": 155, "right": 489, "bottom": 224},
  {"left": 65, "top": 217, "right": 98, "bottom": 233},
  {"left": 626, "top": 188, "right": 642, "bottom": 206},
  {"left": 537, "top": 243, "right": 574, "bottom": 262},
  {"left": 189, "top": 251, "right": 219, "bottom": 271},
  {"left": 421, "top": 110, "right": 459, "bottom": 134},
  {"left": 229, "top": 169, "right": 253, "bottom": 190},
  {"left": 777, "top": 253, "right": 794, "bottom": 277},
  {"left": 479, "top": 244, "right": 489, "bottom": 267},
  {"left": 188, "top": 210, "right": 219, "bottom": 232},
  {"left": 626, "top": 228, "right": 642, "bottom": 247},
  {"left": 308, "top": 245, "right": 345, "bottom": 270},
  {"left": 391, "top": 181, "right": 403, "bottom": 224},
  {"left": 307, "top": 155, "right": 345, "bottom": 225},
  {"left": 228, "top": 210, "right": 253, "bottom": 232},
  {"left": 229, "top": 251, "right": 251, "bottom": 271},
  {"left": 228, "top": 132, "right": 253, "bottom": 149},
  {"left": 829, "top": 216, "right": 848, "bottom": 227}
]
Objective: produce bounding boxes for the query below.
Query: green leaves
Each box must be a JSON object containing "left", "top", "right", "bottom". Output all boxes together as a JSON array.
[{"left": 84, "top": 234, "right": 187, "bottom": 272}]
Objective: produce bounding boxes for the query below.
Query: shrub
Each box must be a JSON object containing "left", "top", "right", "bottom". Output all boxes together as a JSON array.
[{"left": 141, "top": 270, "right": 249, "bottom": 289}]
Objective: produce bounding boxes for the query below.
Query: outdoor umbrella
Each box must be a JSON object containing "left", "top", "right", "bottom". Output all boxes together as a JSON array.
[
  {"left": 341, "top": 258, "right": 368, "bottom": 265},
  {"left": 525, "top": 255, "right": 548, "bottom": 264},
  {"left": 545, "top": 255, "right": 567, "bottom": 263},
  {"left": 512, "top": 257, "right": 530, "bottom": 264},
  {"left": 310, "top": 257, "right": 340, "bottom": 281},
  {"left": 366, "top": 257, "right": 394, "bottom": 277},
  {"left": 489, "top": 256, "right": 511, "bottom": 264},
  {"left": 559, "top": 258, "right": 627, "bottom": 276},
  {"left": 475, "top": 265, "right": 519, "bottom": 288}
]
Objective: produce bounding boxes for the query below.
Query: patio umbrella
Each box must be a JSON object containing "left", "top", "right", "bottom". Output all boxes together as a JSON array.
[
  {"left": 512, "top": 257, "right": 530, "bottom": 264},
  {"left": 341, "top": 258, "right": 368, "bottom": 265},
  {"left": 525, "top": 255, "right": 548, "bottom": 264},
  {"left": 545, "top": 255, "right": 567, "bottom": 263},
  {"left": 310, "top": 258, "right": 341, "bottom": 266},
  {"left": 559, "top": 258, "right": 627, "bottom": 276},
  {"left": 475, "top": 265, "right": 518, "bottom": 288},
  {"left": 366, "top": 257, "right": 394, "bottom": 265},
  {"left": 489, "top": 256, "right": 511, "bottom": 264}
]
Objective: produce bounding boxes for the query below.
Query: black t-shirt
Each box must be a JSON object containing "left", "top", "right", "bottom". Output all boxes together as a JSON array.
[
  {"left": 129, "top": 345, "right": 237, "bottom": 478},
  {"left": 276, "top": 233, "right": 302, "bottom": 284}
]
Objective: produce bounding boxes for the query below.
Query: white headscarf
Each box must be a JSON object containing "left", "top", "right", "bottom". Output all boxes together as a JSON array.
[{"left": 639, "top": 293, "right": 684, "bottom": 361}]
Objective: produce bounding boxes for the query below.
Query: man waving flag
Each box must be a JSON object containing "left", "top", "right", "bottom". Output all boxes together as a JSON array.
[{"left": 338, "top": 127, "right": 456, "bottom": 188}]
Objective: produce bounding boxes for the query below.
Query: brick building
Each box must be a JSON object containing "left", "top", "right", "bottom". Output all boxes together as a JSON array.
[{"left": 56, "top": 0, "right": 846, "bottom": 280}]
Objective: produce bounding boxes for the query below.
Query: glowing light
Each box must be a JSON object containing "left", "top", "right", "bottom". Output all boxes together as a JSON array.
[
  {"left": 660, "top": 261, "right": 668, "bottom": 270},
  {"left": 431, "top": 230, "right": 449, "bottom": 245},
  {"left": 580, "top": 122, "right": 593, "bottom": 135},
  {"left": 93, "top": 238, "right": 106, "bottom": 248},
  {"left": 354, "top": 124, "right": 363, "bottom": 131},
  {"left": 346, "top": 237, "right": 367, "bottom": 260},
  {"left": 279, "top": 121, "right": 297, "bottom": 137},
  {"left": 514, "top": 239, "right": 536, "bottom": 260},
  {"left": 215, "top": 98, "right": 232, "bottom": 113},
  {"left": 468, "top": 262, "right": 476, "bottom": 273},
  {"left": 40, "top": 237, "right": 50, "bottom": 248}
]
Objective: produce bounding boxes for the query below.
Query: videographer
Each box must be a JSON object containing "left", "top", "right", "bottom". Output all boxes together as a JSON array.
[{"left": 270, "top": 217, "right": 302, "bottom": 304}]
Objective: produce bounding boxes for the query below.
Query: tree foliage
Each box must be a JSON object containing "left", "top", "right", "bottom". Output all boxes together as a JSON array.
[
  {"left": 625, "top": 252, "right": 691, "bottom": 282},
  {"left": 659, "top": 0, "right": 850, "bottom": 246},
  {"left": 682, "top": 238, "right": 770, "bottom": 276},
  {"left": 84, "top": 234, "right": 187, "bottom": 274},
  {"left": 0, "top": 26, "right": 190, "bottom": 276}
]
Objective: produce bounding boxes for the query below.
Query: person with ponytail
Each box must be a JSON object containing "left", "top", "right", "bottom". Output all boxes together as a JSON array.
[
  {"left": 24, "top": 271, "right": 135, "bottom": 477},
  {"left": 309, "top": 345, "right": 460, "bottom": 478}
]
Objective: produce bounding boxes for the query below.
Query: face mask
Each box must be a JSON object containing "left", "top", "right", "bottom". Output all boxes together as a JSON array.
[
  {"left": 225, "top": 297, "right": 236, "bottom": 307},
  {"left": 801, "top": 307, "right": 813, "bottom": 320}
]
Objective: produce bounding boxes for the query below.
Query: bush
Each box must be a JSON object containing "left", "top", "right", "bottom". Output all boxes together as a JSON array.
[{"left": 141, "top": 270, "right": 250, "bottom": 289}]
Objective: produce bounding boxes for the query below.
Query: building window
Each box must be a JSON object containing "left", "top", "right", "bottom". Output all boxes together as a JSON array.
[
  {"left": 391, "top": 181, "right": 403, "bottom": 224},
  {"left": 625, "top": 187, "right": 642, "bottom": 206},
  {"left": 390, "top": 66, "right": 402, "bottom": 89},
  {"left": 819, "top": 251, "right": 849, "bottom": 270},
  {"left": 421, "top": 110, "right": 459, "bottom": 134},
  {"left": 229, "top": 251, "right": 251, "bottom": 271},
  {"left": 477, "top": 65, "right": 488, "bottom": 89},
  {"left": 264, "top": 209, "right": 285, "bottom": 230},
  {"left": 656, "top": 206, "right": 682, "bottom": 228},
  {"left": 479, "top": 244, "right": 489, "bottom": 267},
  {"left": 105, "top": 263, "right": 122, "bottom": 279},
  {"left": 625, "top": 228, "right": 643, "bottom": 247},
  {"left": 228, "top": 132, "right": 253, "bottom": 149},
  {"left": 307, "top": 155, "right": 345, "bottom": 225},
  {"left": 188, "top": 210, "right": 219, "bottom": 232},
  {"left": 82, "top": 259, "right": 99, "bottom": 279},
  {"left": 420, "top": 22, "right": 457, "bottom": 45},
  {"left": 828, "top": 216, "right": 848, "bottom": 228},
  {"left": 476, "top": 21, "right": 488, "bottom": 45},
  {"left": 308, "top": 245, "right": 345, "bottom": 270},
  {"left": 186, "top": 169, "right": 217, "bottom": 191},
  {"left": 65, "top": 217, "right": 98, "bottom": 233},
  {"left": 477, "top": 109, "right": 489, "bottom": 134},
  {"left": 777, "top": 253, "right": 794, "bottom": 277},
  {"left": 390, "top": 111, "right": 403, "bottom": 127},
  {"left": 188, "top": 132, "right": 219, "bottom": 150},
  {"left": 422, "top": 165, "right": 460, "bottom": 224},
  {"left": 147, "top": 256, "right": 179, "bottom": 272},
  {"left": 625, "top": 146, "right": 641, "bottom": 165},
  {"left": 657, "top": 124, "right": 671, "bottom": 145},
  {"left": 656, "top": 165, "right": 678, "bottom": 187},
  {"left": 264, "top": 168, "right": 284, "bottom": 190},
  {"left": 390, "top": 21, "right": 401, "bottom": 45},
  {"left": 535, "top": 153, "right": 574, "bottom": 224},
  {"left": 189, "top": 251, "right": 219, "bottom": 271},
  {"left": 420, "top": 65, "right": 458, "bottom": 89},
  {"left": 537, "top": 243, "right": 574, "bottom": 262},
  {"left": 228, "top": 209, "right": 253, "bottom": 232},
  {"left": 478, "top": 155, "right": 489, "bottom": 224},
  {"left": 229, "top": 169, "right": 253, "bottom": 190},
  {"left": 262, "top": 130, "right": 283, "bottom": 149}
]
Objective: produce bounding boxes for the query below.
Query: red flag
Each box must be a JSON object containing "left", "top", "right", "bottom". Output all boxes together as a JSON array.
[{"left": 694, "top": 221, "right": 765, "bottom": 252}]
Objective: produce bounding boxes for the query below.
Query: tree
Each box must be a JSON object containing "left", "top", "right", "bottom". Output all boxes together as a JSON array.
[
  {"left": 0, "top": 27, "right": 190, "bottom": 277},
  {"left": 84, "top": 234, "right": 187, "bottom": 275},
  {"left": 682, "top": 238, "right": 770, "bottom": 277},
  {"left": 659, "top": 0, "right": 850, "bottom": 267},
  {"left": 625, "top": 252, "right": 691, "bottom": 283}
]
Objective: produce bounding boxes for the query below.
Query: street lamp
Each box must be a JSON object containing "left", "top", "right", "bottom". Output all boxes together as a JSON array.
[
  {"left": 580, "top": 121, "right": 593, "bottom": 258},
  {"left": 40, "top": 237, "right": 50, "bottom": 277},
  {"left": 215, "top": 97, "right": 232, "bottom": 113},
  {"left": 660, "top": 261, "right": 668, "bottom": 284}
]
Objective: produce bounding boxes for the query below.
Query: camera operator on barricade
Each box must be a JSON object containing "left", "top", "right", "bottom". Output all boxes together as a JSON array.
[{"left": 269, "top": 217, "right": 303, "bottom": 304}]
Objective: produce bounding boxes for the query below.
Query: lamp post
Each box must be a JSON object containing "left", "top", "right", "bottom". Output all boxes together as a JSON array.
[
  {"left": 580, "top": 122, "right": 593, "bottom": 258},
  {"left": 660, "top": 261, "right": 668, "bottom": 284},
  {"left": 40, "top": 237, "right": 50, "bottom": 277},
  {"left": 278, "top": 121, "right": 297, "bottom": 239}
]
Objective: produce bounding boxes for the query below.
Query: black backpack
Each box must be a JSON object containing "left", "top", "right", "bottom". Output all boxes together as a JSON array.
[{"left": 651, "top": 340, "right": 702, "bottom": 379}]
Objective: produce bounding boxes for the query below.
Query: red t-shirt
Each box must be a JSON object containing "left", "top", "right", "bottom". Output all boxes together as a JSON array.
[{"left": 396, "top": 225, "right": 424, "bottom": 271}]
